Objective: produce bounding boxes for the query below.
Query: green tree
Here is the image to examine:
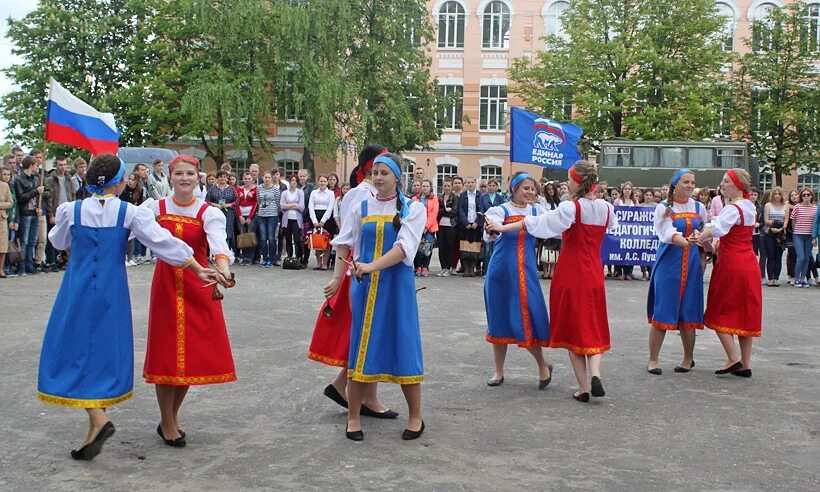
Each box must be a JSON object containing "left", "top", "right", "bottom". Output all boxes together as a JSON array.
[
  {"left": 509, "top": 0, "right": 730, "bottom": 143},
  {"left": 1, "top": 0, "right": 172, "bottom": 155},
  {"left": 733, "top": 3, "right": 820, "bottom": 186}
]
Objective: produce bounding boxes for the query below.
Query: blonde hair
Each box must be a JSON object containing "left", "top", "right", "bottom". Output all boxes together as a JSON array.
[{"left": 729, "top": 168, "right": 751, "bottom": 194}]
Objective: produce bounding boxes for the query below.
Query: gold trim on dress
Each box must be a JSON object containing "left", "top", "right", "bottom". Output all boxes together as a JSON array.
[
  {"left": 361, "top": 215, "right": 394, "bottom": 225},
  {"left": 705, "top": 322, "right": 761, "bottom": 337},
  {"left": 144, "top": 373, "right": 237, "bottom": 386},
  {"left": 174, "top": 223, "right": 186, "bottom": 377},
  {"left": 351, "top": 221, "right": 385, "bottom": 380},
  {"left": 158, "top": 214, "right": 203, "bottom": 227},
  {"left": 38, "top": 390, "right": 133, "bottom": 409},
  {"left": 485, "top": 334, "right": 550, "bottom": 347},
  {"left": 346, "top": 370, "right": 424, "bottom": 384},
  {"left": 549, "top": 341, "right": 610, "bottom": 355},
  {"left": 307, "top": 351, "right": 347, "bottom": 367}
]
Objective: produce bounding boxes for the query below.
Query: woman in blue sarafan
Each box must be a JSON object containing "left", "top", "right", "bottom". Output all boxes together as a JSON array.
[
  {"left": 325, "top": 152, "right": 427, "bottom": 442},
  {"left": 646, "top": 168, "right": 709, "bottom": 376},
  {"left": 37, "top": 154, "right": 215, "bottom": 461},
  {"left": 482, "top": 172, "right": 553, "bottom": 389}
]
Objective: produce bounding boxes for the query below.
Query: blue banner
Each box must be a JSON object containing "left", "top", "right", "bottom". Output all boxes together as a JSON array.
[
  {"left": 510, "top": 107, "right": 583, "bottom": 169},
  {"left": 601, "top": 206, "right": 659, "bottom": 266}
]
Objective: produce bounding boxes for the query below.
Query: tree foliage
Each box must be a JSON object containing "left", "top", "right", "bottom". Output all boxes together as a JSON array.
[
  {"left": 509, "top": 0, "right": 730, "bottom": 144},
  {"left": 732, "top": 3, "right": 820, "bottom": 185}
]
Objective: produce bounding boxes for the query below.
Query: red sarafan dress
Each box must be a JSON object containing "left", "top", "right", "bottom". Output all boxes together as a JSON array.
[
  {"left": 704, "top": 202, "right": 762, "bottom": 337},
  {"left": 308, "top": 258, "right": 353, "bottom": 367},
  {"left": 547, "top": 201, "right": 612, "bottom": 355},
  {"left": 144, "top": 198, "right": 237, "bottom": 385}
]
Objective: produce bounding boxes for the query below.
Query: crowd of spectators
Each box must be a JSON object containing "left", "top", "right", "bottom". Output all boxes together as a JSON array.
[{"left": 2, "top": 151, "right": 819, "bottom": 289}]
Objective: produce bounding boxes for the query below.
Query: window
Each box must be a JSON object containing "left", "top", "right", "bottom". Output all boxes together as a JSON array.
[
  {"left": 436, "top": 164, "right": 457, "bottom": 192},
  {"left": 480, "top": 165, "right": 502, "bottom": 185},
  {"left": 632, "top": 147, "right": 657, "bottom": 167},
  {"left": 278, "top": 159, "right": 300, "bottom": 178},
  {"left": 751, "top": 2, "right": 778, "bottom": 52},
  {"left": 716, "top": 148, "right": 744, "bottom": 168},
  {"left": 760, "top": 170, "right": 773, "bottom": 192},
  {"left": 438, "top": 85, "right": 463, "bottom": 129},
  {"left": 602, "top": 146, "right": 631, "bottom": 167},
  {"left": 688, "top": 148, "right": 714, "bottom": 168},
  {"left": 659, "top": 147, "right": 685, "bottom": 168},
  {"left": 482, "top": 1, "right": 511, "bottom": 49},
  {"left": 716, "top": 2, "right": 735, "bottom": 52},
  {"left": 229, "top": 158, "right": 248, "bottom": 176},
  {"left": 806, "top": 3, "right": 820, "bottom": 53},
  {"left": 438, "top": 1, "right": 465, "bottom": 48},
  {"left": 798, "top": 173, "right": 820, "bottom": 192},
  {"left": 714, "top": 100, "right": 733, "bottom": 137},
  {"left": 544, "top": 1, "right": 570, "bottom": 41},
  {"left": 401, "top": 159, "right": 415, "bottom": 188},
  {"left": 480, "top": 85, "right": 507, "bottom": 130},
  {"left": 750, "top": 89, "right": 768, "bottom": 134}
]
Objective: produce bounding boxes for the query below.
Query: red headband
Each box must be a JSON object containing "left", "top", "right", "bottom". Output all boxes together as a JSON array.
[
  {"left": 569, "top": 167, "right": 582, "bottom": 185},
  {"left": 169, "top": 154, "right": 200, "bottom": 172},
  {"left": 354, "top": 149, "right": 388, "bottom": 184},
  {"left": 727, "top": 169, "right": 750, "bottom": 199}
]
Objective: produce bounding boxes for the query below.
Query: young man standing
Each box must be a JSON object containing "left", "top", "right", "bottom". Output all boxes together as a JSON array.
[
  {"left": 71, "top": 158, "right": 89, "bottom": 200},
  {"left": 28, "top": 149, "right": 49, "bottom": 271},
  {"left": 14, "top": 156, "right": 44, "bottom": 274},
  {"left": 147, "top": 159, "right": 171, "bottom": 200},
  {"left": 46, "top": 156, "right": 75, "bottom": 269}
]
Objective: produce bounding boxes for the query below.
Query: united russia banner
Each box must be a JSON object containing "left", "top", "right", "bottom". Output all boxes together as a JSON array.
[
  {"left": 510, "top": 107, "right": 583, "bottom": 169},
  {"left": 45, "top": 77, "right": 120, "bottom": 155}
]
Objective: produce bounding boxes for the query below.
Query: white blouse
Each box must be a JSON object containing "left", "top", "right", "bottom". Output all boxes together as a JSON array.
[
  {"left": 332, "top": 196, "right": 426, "bottom": 267},
  {"left": 338, "top": 181, "right": 376, "bottom": 222},
  {"left": 146, "top": 197, "right": 235, "bottom": 264},
  {"left": 708, "top": 198, "right": 757, "bottom": 238},
  {"left": 49, "top": 197, "right": 194, "bottom": 266},
  {"left": 483, "top": 202, "right": 546, "bottom": 242},
  {"left": 654, "top": 198, "right": 709, "bottom": 244},
  {"left": 523, "top": 197, "right": 618, "bottom": 239},
  {"left": 308, "top": 188, "right": 336, "bottom": 223}
]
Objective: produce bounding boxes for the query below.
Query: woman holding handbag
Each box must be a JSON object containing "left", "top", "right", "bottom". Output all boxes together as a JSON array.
[
  {"left": 436, "top": 179, "right": 459, "bottom": 277},
  {"left": 412, "top": 179, "right": 439, "bottom": 277},
  {"left": 308, "top": 174, "right": 337, "bottom": 270},
  {"left": 0, "top": 167, "right": 14, "bottom": 278},
  {"left": 280, "top": 174, "right": 305, "bottom": 264},
  {"left": 763, "top": 187, "right": 788, "bottom": 286},
  {"left": 235, "top": 171, "right": 258, "bottom": 265}
]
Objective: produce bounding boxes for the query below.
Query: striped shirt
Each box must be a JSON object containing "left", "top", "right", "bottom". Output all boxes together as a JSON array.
[
  {"left": 790, "top": 203, "right": 817, "bottom": 235},
  {"left": 256, "top": 184, "right": 282, "bottom": 217}
]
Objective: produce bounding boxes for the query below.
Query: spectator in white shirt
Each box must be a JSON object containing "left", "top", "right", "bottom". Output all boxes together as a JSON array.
[{"left": 308, "top": 175, "right": 337, "bottom": 270}]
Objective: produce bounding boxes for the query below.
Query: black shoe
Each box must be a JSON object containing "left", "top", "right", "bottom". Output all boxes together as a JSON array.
[
  {"left": 715, "top": 361, "right": 742, "bottom": 375},
  {"left": 731, "top": 368, "right": 752, "bottom": 378},
  {"left": 360, "top": 404, "right": 399, "bottom": 419},
  {"left": 487, "top": 376, "right": 504, "bottom": 387},
  {"left": 157, "top": 426, "right": 187, "bottom": 447},
  {"left": 674, "top": 361, "right": 695, "bottom": 373},
  {"left": 323, "top": 384, "right": 348, "bottom": 409},
  {"left": 401, "top": 421, "right": 425, "bottom": 440},
  {"left": 70, "top": 421, "right": 115, "bottom": 460},
  {"left": 157, "top": 424, "right": 185, "bottom": 439},
  {"left": 647, "top": 367, "right": 663, "bottom": 375},
  {"left": 538, "top": 363, "right": 553, "bottom": 390},
  {"left": 590, "top": 376, "right": 606, "bottom": 398},
  {"left": 345, "top": 424, "right": 364, "bottom": 441},
  {"left": 573, "top": 391, "right": 590, "bottom": 402}
]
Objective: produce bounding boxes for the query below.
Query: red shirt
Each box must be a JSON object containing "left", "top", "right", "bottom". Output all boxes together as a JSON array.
[{"left": 236, "top": 185, "right": 258, "bottom": 220}]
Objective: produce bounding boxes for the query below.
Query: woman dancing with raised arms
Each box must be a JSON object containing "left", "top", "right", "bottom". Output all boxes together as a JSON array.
[
  {"left": 483, "top": 171, "right": 552, "bottom": 389},
  {"left": 487, "top": 161, "right": 616, "bottom": 402},
  {"left": 646, "top": 168, "right": 708, "bottom": 375},
  {"left": 695, "top": 169, "right": 762, "bottom": 377},
  {"left": 38, "top": 154, "right": 216, "bottom": 460},
  {"left": 324, "top": 153, "right": 426, "bottom": 441},
  {"left": 143, "top": 155, "right": 237, "bottom": 448}
]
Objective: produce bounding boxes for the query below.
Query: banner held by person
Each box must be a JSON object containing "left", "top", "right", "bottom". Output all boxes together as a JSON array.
[
  {"left": 601, "top": 206, "right": 658, "bottom": 266},
  {"left": 510, "top": 107, "right": 583, "bottom": 169},
  {"left": 45, "top": 77, "right": 120, "bottom": 156}
]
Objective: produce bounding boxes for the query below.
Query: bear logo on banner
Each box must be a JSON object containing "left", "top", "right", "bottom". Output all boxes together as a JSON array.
[{"left": 511, "top": 107, "right": 583, "bottom": 170}]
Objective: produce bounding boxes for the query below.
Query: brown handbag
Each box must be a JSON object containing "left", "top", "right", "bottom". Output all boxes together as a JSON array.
[
  {"left": 236, "top": 232, "right": 258, "bottom": 250},
  {"left": 7, "top": 238, "right": 23, "bottom": 265}
]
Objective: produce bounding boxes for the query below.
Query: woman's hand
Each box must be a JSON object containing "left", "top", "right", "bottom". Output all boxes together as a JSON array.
[
  {"left": 323, "top": 277, "right": 341, "bottom": 298},
  {"left": 317, "top": 221, "right": 324, "bottom": 228},
  {"left": 195, "top": 267, "right": 219, "bottom": 284},
  {"left": 353, "top": 262, "right": 374, "bottom": 279},
  {"left": 216, "top": 267, "right": 236, "bottom": 288},
  {"left": 485, "top": 220, "right": 503, "bottom": 235}
]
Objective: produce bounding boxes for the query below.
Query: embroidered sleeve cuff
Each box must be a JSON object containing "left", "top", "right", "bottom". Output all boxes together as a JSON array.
[
  {"left": 181, "top": 257, "right": 195, "bottom": 269},
  {"left": 213, "top": 254, "right": 230, "bottom": 262}
]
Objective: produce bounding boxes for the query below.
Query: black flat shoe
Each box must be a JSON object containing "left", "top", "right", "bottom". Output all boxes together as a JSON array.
[
  {"left": 715, "top": 361, "right": 742, "bottom": 375},
  {"left": 731, "top": 368, "right": 752, "bottom": 378},
  {"left": 401, "top": 421, "right": 425, "bottom": 440},
  {"left": 674, "top": 361, "right": 695, "bottom": 373},
  {"left": 157, "top": 424, "right": 185, "bottom": 439},
  {"left": 345, "top": 424, "right": 363, "bottom": 441},
  {"left": 157, "top": 426, "right": 186, "bottom": 447},
  {"left": 538, "top": 363, "right": 554, "bottom": 390},
  {"left": 360, "top": 404, "right": 399, "bottom": 419},
  {"left": 573, "top": 391, "right": 590, "bottom": 402},
  {"left": 70, "top": 421, "right": 115, "bottom": 461},
  {"left": 487, "top": 376, "right": 504, "bottom": 387},
  {"left": 647, "top": 367, "right": 663, "bottom": 375},
  {"left": 590, "top": 376, "right": 606, "bottom": 398},
  {"left": 323, "top": 384, "right": 348, "bottom": 409}
]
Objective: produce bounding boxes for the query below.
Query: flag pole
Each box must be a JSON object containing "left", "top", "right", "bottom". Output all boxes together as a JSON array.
[{"left": 38, "top": 78, "right": 52, "bottom": 216}]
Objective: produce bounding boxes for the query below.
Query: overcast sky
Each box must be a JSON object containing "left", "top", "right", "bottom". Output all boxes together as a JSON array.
[{"left": 1, "top": 0, "right": 38, "bottom": 145}]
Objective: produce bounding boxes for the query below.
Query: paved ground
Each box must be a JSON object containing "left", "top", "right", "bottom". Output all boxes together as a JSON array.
[{"left": 1, "top": 260, "right": 819, "bottom": 491}]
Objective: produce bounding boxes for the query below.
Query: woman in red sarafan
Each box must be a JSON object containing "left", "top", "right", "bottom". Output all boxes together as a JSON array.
[{"left": 144, "top": 155, "right": 237, "bottom": 448}]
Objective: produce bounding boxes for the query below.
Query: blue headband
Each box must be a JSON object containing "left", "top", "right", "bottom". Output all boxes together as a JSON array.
[
  {"left": 671, "top": 168, "right": 691, "bottom": 187},
  {"left": 373, "top": 155, "right": 406, "bottom": 201},
  {"left": 510, "top": 173, "right": 533, "bottom": 191},
  {"left": 86, "top": 158, "right": 126, "bottom": 195}
]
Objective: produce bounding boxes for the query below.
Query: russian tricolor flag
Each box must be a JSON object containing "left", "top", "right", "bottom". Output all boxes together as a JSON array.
[{"left": 45, "top": 77, "right": 120, "bottom": 155}]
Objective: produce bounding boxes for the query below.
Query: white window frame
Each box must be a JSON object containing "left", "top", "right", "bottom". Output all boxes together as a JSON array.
[
  {"left": 438, "top": 84, "right": 464, "bottom": 129},
  {"left": 278, "top": 159, "right": 300, "bottom": 179},
  {"left": 479, "top": 85, "right": 508, "bottom": 131},
  {"left": 480, "top": 0, "right": 513, "bottom": 50},
  {"left": 806, "top": 3, "right": 820, "bottom": 54},
  {"left": 436, "top": 160, "right": 459, "bottom": 193},
  {"left": 715, "top": 1, "right": 739, "bottom": 52},
  {"left": 436, "top": 1, "right": 467, "bottom": 49},
  {"left": 797, "top": 172, "right": 820, "bottom": 192},
  {"left": 542, "top": 1, "right": 570, "bottom": 42},
  {"left": 749, "top": 1, "right": 784, "bottom": 52},
  {"left": 480, "top": 164, "right": 502, "bottom": 185}
]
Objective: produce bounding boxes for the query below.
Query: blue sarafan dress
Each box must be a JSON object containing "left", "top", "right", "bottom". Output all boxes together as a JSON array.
[
  {"left": 484, "top": 203, "right": 550, "bottom": 347},
  {"left": 347, "top": 198, "right": 424, "bottom": 384},
  {"left": 38, "top": 200, "right": 133, "bottom": 408},
  {"left": 647, "top": 199, "right": 706, "bottom": 330}
]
